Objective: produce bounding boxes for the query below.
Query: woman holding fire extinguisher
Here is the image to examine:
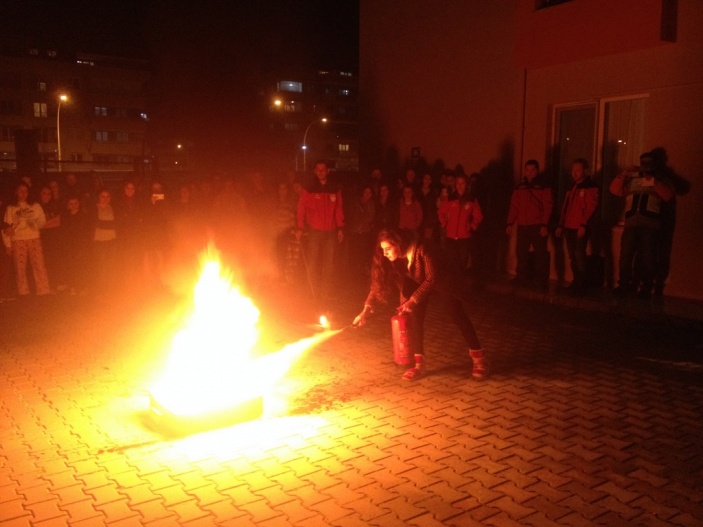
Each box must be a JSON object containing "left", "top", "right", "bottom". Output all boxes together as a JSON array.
[{"left": 352, "top": 227, "right": 488, "bottom": 381}]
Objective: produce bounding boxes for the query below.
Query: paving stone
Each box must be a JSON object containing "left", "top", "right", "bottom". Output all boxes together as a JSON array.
[
  {"left": 2, "top": 287, "right": 702, "bottom": 526},
  {"left": 59, "top": 498, "right": 104, "bottom": 522},
  {"left": 0, "top": 498, "right": 33, "bottom": 521},
  {"left": 94, "top": 499, "right": 140, "bottom": 522}
]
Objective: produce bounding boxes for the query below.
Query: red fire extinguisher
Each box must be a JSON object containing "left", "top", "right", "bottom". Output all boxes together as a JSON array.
[{"left": 391, "top": 314, "right": 412, "bottom": 365}]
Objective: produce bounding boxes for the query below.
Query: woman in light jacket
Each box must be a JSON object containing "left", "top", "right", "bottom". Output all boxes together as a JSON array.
[{"left": 2, "top": 182, "right": 50, "bottom": 296}]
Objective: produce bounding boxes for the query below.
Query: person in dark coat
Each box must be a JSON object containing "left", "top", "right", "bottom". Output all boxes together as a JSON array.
[{"left": 352, "top": 227, "right": 488, "bottom": 381}]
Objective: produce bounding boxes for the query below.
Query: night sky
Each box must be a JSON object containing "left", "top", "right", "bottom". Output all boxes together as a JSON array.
[{"left": 2, "top": 0, "right": 360, "bottom": 171}]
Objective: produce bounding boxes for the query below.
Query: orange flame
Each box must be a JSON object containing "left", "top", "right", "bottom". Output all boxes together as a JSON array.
[{"left": 150, "top": 248, "right": 341, "bottom": 419}]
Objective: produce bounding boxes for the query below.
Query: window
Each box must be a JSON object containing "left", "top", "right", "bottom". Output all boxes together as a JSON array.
[
  {"left": 115, "top": 107, "right": 128, "bottom": 118},
  {"left": 0, "top": 100, "right": 21, "bottom": 116},
  {"left": 116, "top": 132, "right": 129, "bottom": 143},
  {"left": 601, "top": 97, "right": 646, "bottom": 223},
  {"left": 338, "top": 144, "right": 350, "bottom": 152},
  {"left": 95, "top": 130, "right": 109, "bottom": 142},
  {"left": 33, "top": 102, "right": 48, "bottom": 118},
  {"left": 94, "top": 106, "right": 107, "bottom": 116},
  {"left": 283, "top": 102, "right": 301, "bottom": 113},
  {"left": 37, "top": 81, "right": 47, "bottom": 91},
  {"left": 0, "top": 73, "right": 21, "bottom": 90},
  {"left": 277, "top": 81, "right": 303, "bottom": 93},
  {"left": 39, "top": 127, "right": 56, "bottom": 143},
  {"left": 339, "top": 89, "right": 350, "bottom": 96},
  {"left": 284, "top": 122, "right": 299, "bottom": 131},
  {"left": 0, "top": 127, "right": 17, "bottom": 141},
  {"left": 552, "top": 95, "right": 647, "bottom": 222},
  {"left": 553, "top": 103, "right": 597, "bottom": 205}
]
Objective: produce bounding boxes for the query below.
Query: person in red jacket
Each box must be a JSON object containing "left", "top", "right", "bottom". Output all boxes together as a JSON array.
[
  {"left": 438, "top": 173, "right": 483, "bottom": 275},
  {"left": 506, "top": 159, "right": 553, "bottom": 288},
  {"left": 296, "top": 160, "right": 344, "bottom": 301},
  {"left": 556, "top": 158, "right": 599, "bottom": 296},
  {"left": 352, "top": 228, "right": 488, "bottom": 381}
]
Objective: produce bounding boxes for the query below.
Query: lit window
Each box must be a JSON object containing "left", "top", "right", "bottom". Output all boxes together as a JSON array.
[
  {"left": 33, "top": 102, "right": 47, "bottom": 117},
  {"left": 340, "top": 71, "right": 352, "bottom": 77},
  {"left": 339, "top": 144, "right": 350, "bottom": 152},
  {"left": 37, "top": 82, "right": 47, "bottom": 91},
  {"left": 47, "top": 50, "right": 57, "bottom": 58},
  {"left": 339, "top": 89, "right": 350, "bottom": 96},
  {"left": 277, "top": 81, "right": 303, "bottom": 93},
  {"left": 94, "top": 106, "right": 107, "bottom": 116},
  {"left": 95, "top": 130, "right": 109, "bottom": 141}
]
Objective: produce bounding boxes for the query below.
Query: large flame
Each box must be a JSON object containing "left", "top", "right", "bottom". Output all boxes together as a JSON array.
[{"left": 150, "top": 249, "right": 340, "bottom": 419}]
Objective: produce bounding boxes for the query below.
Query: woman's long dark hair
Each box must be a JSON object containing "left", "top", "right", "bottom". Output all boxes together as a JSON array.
[{"left": 368, "top": 227, "right": 417, "bottom": 304}]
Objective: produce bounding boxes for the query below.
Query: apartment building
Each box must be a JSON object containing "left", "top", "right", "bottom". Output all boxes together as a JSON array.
[
  {"left": 267, "top": 69, "right": 358, "bottom": 173},
  {"left": 0, "top": 48, "right": 149, "bottom": 175}
]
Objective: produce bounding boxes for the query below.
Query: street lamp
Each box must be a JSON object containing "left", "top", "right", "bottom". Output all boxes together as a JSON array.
[
  {"left": 56, "top": 94, "right": 68, "bottom": 167},
  {"left": 302, "top": 117, "right": 327, "bottom": 172}
]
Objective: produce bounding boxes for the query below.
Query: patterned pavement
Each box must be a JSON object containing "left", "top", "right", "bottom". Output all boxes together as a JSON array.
[{"left": 1, "top": 278, "right": 702, "bottom": 526}]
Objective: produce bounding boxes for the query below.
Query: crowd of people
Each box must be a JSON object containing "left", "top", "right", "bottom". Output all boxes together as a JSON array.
[
  {"left": 0, "top": 170, "right": 300, "bottom": 301},
  {"left": 504, "top": 151, "right": 687, "bottom": 299},
  {"left": 0, "top": 151, "right": 687, "bottom": 305},
  {"left": 0, "top": 153, "right": 688, "bottom": 382}
]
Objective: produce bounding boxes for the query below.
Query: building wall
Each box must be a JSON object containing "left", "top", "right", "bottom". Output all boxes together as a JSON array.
[
  {"left": 360, "top": 0, "right": 703, "bottom": 300},
  {"left": 360, "top": 1, "right": 523, "bottom": 175},
  {"left": 521, "top": 0, "right": 703, "bottom": 299}
]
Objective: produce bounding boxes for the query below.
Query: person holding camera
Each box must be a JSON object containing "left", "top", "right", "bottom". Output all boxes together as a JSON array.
[{"left": 609, "top": 151, "right": 675, "bottom": 298}]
